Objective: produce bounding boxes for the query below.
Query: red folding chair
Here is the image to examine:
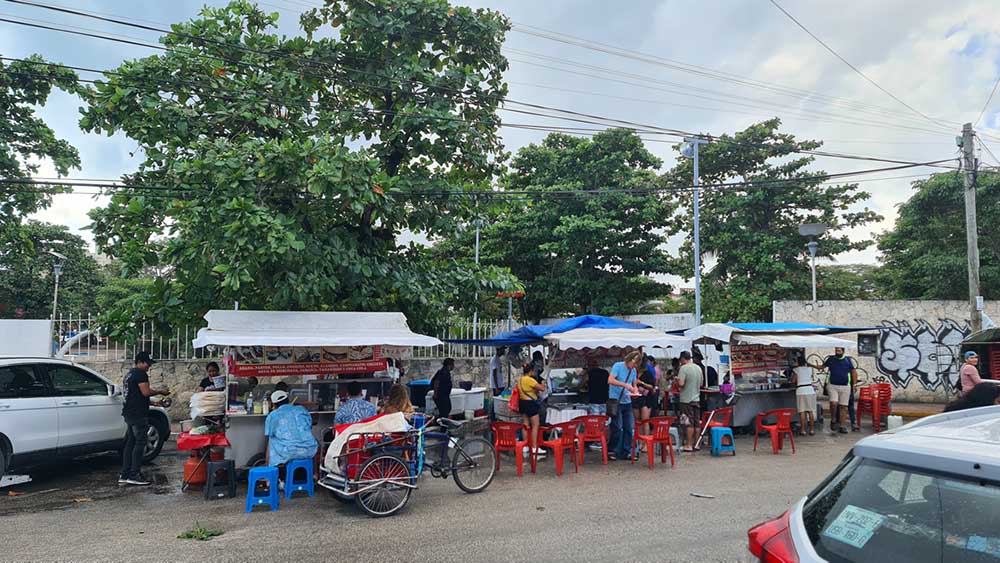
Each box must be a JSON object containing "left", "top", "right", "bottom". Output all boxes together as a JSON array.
[
  {"left": 632, "top": 416, "right": 676, "bottom": 469},
  {"left": 574, "top": 415, "right": 608, "bottom": 465},
  {"left": 538, "top": 421, "right": 580, "bottom": 476},
  {"left": 492, "top": 422, "right": 529, "bottom": 476},
  {"left": 753, "top": 409, "right": 796, "bottom": 455}
]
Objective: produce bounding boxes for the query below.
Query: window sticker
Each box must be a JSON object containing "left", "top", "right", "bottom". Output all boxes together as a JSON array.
[
  {"left": 966, "top": 535, "right": 1000, "bottom": 558},
  {"left": 822, "top": 505, "right": 886, "bottom": 550}
]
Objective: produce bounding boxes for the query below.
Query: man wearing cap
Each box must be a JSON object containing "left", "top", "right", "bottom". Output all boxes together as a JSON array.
[
  {"left": 264, "top": 389, "right": 318, "bottom": 481},
  {"left": 960, "top": 351, "right": 984, "bottom": 395},
  {"left": 120, "top": 351, "right": 169, "bottom": 486}
]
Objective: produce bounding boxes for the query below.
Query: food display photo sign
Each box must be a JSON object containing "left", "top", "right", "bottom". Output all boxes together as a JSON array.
[
  {"left": 230, "top": 345, "right": 388, "bottom": 377},
  {"left": 729, "top": 344, "right": 787, "bottom": 375}
]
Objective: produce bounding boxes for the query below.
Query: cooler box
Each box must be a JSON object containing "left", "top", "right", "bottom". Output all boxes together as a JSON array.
[
  {"left": 424, "top": 389, "right": 463, "bottom": 416},
  {"left": 407, "top": 380, "right": 432, "bottom": 409},
  {"left": 455, "top": 387, "right": 487, "bottom": 412}
]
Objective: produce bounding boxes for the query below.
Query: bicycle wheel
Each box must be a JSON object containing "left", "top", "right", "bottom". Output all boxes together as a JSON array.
[
  {"left": 451, "top": 436, "right": 496, "bottom": 494},
  {"left": 354, "top": 454, "right": 412, "bottom": 517}
]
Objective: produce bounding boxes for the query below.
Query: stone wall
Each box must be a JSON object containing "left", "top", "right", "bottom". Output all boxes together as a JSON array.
[
  {"left": 76, "top": 357, "right": 493, "bottom": 421},
  {"left": 773, "top": 300, "right": 999, "bottom": 403}
]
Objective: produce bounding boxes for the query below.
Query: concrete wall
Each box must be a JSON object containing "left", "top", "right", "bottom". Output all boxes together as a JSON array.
[
  {"left": 773, "top": 300, "right": 999, "bottom": 403},
  {"left": 76, "top": 357, "right": 493, "bottom": 421}
]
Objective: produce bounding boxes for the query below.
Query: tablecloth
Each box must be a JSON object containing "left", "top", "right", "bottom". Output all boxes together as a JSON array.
[
  {"left": 176, "top": 431, "right": 231, "bottom": 451},
  {"left": 545, "top": 407, "right": 588, "bottom": 425}
]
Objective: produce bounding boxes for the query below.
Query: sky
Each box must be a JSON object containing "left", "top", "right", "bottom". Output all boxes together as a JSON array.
[{"left": 6, "top": 0, "right": 1000, "bottom": 281}]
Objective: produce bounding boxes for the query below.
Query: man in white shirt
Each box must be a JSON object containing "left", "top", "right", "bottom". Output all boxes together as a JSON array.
[{"left": 490, "top": 347, "right": 507, "bottom": 397}]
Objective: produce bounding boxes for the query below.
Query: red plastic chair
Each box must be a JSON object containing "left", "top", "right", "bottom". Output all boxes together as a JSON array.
[
  {"left": 574, "top": 415, "right": 608, "bottom": 466},
  {"left": 857, "top": 386, "right": 875, "bottom": 430},
  {"left": 876, "top": 383, "right": 893, "bottom": 416},
  {"left": 753, "top": 409, "right": 796, "bottom": 455},
  {"left": 631, "top": 416, "right": 676, "bottom": 469},
  {"left": 700, "top": 406, "right": 734, "bottom": 431},
  {"left": 492, "top": 422, "right": 529, "bottom": 477},
  {"left": 538, "top": 421, "right": 580, "bottom": 476}
]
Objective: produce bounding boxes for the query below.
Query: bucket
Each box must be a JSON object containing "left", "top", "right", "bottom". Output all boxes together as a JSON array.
[{"left": 887, "top": 415, "right": 903, "bottom": 430}]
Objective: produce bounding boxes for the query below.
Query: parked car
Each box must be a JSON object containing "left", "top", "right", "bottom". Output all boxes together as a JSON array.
[
  {"left": 748, "top": 406, "right": 1000, "bottom": 562},
  {"left": 0, "top": 357, "right": 171, "bottom": 477}
]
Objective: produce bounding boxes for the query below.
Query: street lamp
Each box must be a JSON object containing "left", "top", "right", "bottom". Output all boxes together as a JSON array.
[
  {"left": 798, "top": 224, "right": 828, "bottom": 304},
  {"left": 682, "top": 137, "right": 709, "bottom": 327},
  {"left": 48, "top": 250, "right": 67, "bottom": 320}
]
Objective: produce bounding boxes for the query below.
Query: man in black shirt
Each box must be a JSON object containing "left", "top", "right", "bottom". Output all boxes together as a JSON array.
[
  {"left": 431, "top": 358, "right": 455, "bottom": 418},
  {"left": 587, "top": 366, "right": 610, "bottom": 406},
  {"left": 120, "top": 351, "right": 169, "bottom": 486}
]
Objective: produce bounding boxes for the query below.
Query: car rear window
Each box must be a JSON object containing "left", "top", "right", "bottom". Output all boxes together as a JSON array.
[{"left": 802, "top": 457, "right": 1000, "bottom": 562}]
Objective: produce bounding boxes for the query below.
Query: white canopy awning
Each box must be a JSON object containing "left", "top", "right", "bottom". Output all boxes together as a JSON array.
[
  {"left": 192, "top": 310, "right": 442, "bottom": 348},
  {"left": 544, "top": 327, "right": 692, "bottom": 351},
  {"left": 733, "top": 333, "right": 856, "bottom": 349}
]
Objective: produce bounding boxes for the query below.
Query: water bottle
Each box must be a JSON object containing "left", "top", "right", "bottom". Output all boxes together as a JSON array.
[
  {"left": 262, "top": 395, "right": 270, "bottom": 415},
  {"left": 246, "top": 392, "right": 253, "bottom": 413}
]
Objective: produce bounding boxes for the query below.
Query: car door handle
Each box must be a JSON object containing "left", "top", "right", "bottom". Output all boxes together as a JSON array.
[
  {"left": 0, "top": 404, "right": 9, "bottom": 409},
  {"left": 59, "top": 400, "right": 79, "bottom": 406}
]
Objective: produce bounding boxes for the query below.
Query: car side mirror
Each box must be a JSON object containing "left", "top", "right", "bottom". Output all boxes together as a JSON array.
[{"left": 110, "top": 384, "right": 121, "bottom": 396}]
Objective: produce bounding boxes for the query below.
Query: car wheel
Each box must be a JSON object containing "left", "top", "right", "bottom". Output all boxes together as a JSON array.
[
  {"left": 0, "top": 442, "right": 7, "bottom": 477},
  {"left": 142, "top": 417, "right": 169, "bottom": 462}
]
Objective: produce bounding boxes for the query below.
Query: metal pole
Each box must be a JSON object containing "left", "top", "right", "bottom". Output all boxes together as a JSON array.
[
  {"left": 473, "top": 219, "right": 481, "bottom": 340},
  {"left": 51, "top": 264, "right": 62, "bottom": 320},
  {"left": 684, "top": 137, "right": 708, "bottom": 326},
  {"left": 811, "top": 252, "right": 817, "bottom": 304},
  {"left": 961, "top": 123, "right": 982, "bottom": 333}
]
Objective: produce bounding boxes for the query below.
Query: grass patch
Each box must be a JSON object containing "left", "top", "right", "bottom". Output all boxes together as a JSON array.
[{"left": 178, "top": 523, "right": 224, "bottom": 541}]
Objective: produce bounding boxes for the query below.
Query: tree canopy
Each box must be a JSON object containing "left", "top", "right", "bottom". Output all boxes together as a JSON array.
[
  {"left": 81, "top": 0, "right": 516, "bottom": 332},
  {"left": 878, "top": 171, "right": 1000, "bottom": 300},
  {"left": 666, "top": 119, "right": 881, "bottom": 321},
  {"left": 435, "top": 129, "right": 679, "bottom": 321},
  {"left": 0, "top": 221, "right": 102, "bottom": 318}
]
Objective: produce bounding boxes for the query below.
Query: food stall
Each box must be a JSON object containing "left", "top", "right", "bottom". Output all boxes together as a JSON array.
[
  {"left": 684, "top": 323, "right": 869, "bottom": 427},
  {"left": 190, "top": 310, "right": 442, "bottom": 469}
]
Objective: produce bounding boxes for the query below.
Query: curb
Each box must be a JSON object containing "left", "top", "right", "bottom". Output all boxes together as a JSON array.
[{"left": 892, "top": 409, "right": 943, "bottom": 419}]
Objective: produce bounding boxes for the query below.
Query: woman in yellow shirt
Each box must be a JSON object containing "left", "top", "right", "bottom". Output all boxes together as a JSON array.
[{"left": 518, "top": 363, "right": 546, "bottom": 459}]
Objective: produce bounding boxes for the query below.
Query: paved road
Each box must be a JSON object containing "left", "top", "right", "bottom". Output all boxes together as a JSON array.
[{"left": 2, "top": 431, "right": 862, "bottom": 562}]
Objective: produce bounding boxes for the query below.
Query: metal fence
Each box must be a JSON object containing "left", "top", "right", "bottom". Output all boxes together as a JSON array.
[
  {"left": 55, "top": 313, "right": 215, "bottom": 362},
  {"left": 54, "top": 313, "right": 518, "bottom": 361}
]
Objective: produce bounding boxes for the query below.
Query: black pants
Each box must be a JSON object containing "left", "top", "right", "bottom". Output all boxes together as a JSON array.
[
  {"left": 437, "top": 397, "right": 452, "bottom": 418},
  {"left": 121, "top": 417, "right": 149, "bottom": 479}
]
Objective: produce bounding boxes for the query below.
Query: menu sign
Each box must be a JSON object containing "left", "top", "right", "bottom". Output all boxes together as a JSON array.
[
  {"left": 229, "top": 345, "right": 388, "bottom": 377},
  {"left": 730, "top": 344, "right": 786, "bottom": 375}
]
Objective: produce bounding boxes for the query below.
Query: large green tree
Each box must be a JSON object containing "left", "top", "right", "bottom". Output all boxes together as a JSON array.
[
  {"left": 0, "top": 221, "right": 102, "bottom": 318},
  {"left": 0, "top": 54, "right": 80, "bottom": 251},
  {"left": 81, "top": 1, "right": 515, "bottom": 332},
  {"left": 666, "top": 119, "right": 881, "bottom": 321},
  {"left": 878, "top": 171, "right": 1000, "bottom": 299},
  {"left": 435, "top": 129, "right": 680, "bottom": 321}
]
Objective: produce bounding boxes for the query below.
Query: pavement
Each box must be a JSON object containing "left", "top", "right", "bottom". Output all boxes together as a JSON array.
[{"left": 1, "top": 428, "right": 871, "bottom": 562}]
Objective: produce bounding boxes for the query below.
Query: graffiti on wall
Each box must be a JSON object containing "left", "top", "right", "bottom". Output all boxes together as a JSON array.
[{"left": 875, "top": 319, "right": 971, "bottom": 391}]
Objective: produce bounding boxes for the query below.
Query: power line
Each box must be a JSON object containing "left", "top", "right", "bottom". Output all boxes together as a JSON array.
[
  {"left": 509, "top": 22, "right": 958, "bottom": 130},
  {"left": 767, "top": 0, "right": 951, "bottom": 130},
  {"left": 1, "top": 60, "right": 962, "bottom": 171},
  {"left": 974, "top": 75, "right": 1000, "bottom": 128}
]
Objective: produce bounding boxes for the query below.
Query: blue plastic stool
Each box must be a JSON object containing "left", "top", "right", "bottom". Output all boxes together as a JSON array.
[
  {"left": 710, "top": 427, "right": 736, "bottom": 457},
  {"left": 284, "top": 458, "right": 315, "bottom": 499},
  {"left": 245, "top": 466, "right": 280, "bottom": 512}
]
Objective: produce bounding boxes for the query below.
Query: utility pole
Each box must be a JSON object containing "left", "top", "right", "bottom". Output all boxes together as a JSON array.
[
  {"left": 683, "top": 137, "right": 709, "bottom": 327},
  {"left": 961, "top": 123, "right": 982, "bottom": 333}
]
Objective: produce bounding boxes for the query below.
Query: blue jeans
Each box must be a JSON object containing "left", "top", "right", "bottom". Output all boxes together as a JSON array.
[{"left": 616, "top": 404, "right": 635, "bottom": 459}]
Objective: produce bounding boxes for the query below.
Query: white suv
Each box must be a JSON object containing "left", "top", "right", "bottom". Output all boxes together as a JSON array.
[{"left": 0, "top": 357, "right": 171, "bottom": 477}]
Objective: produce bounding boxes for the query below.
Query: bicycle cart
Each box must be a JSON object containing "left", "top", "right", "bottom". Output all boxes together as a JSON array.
[{"left": 318, "top": 415, "right": 496, "bottom": 517}]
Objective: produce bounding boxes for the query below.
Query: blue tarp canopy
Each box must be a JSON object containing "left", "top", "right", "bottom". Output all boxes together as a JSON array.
[{"left": 445, "top": 314, "right": 649, "bottom": 347}]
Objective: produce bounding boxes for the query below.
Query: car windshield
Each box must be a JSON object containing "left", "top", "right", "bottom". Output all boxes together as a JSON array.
[{"left": 802, "top": 457, "right": 1000, "bottom": 562}]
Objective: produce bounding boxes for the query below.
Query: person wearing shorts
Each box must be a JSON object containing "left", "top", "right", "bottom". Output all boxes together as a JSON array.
[
  {"left": 791, "top": 356, "right": 816, "bottom": 435},
  {"left": 518, "top": 363, "right": 546, "bottom": 460},
  {"left": 809, "top": 347, "right": 856, "bottom": 434},
  {"left": 677, "top": 351, "right": 703, "bottom": 452}
]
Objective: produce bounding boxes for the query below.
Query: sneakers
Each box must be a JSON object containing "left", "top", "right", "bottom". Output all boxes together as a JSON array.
[
  {"left": 522, "top": 446, "right": 546, "bottom": 459},
  {"left": 118, "top": 475, "right": 129, "bottom": 485},
  {"left": 838, "top": 427, "right": 849, "bottom": 434},
  {"left": 124, "top": 474, "right": 151, "bottom": 486}
]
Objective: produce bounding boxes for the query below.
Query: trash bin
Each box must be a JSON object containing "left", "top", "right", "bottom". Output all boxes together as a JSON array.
[{"left": 407, "top": 379, "right": 432, "bottom": 409}]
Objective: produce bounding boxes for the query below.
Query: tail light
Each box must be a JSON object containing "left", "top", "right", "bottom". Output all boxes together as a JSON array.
[{"left": 748, "top": 508, "right": 799, "bottom": 563}]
